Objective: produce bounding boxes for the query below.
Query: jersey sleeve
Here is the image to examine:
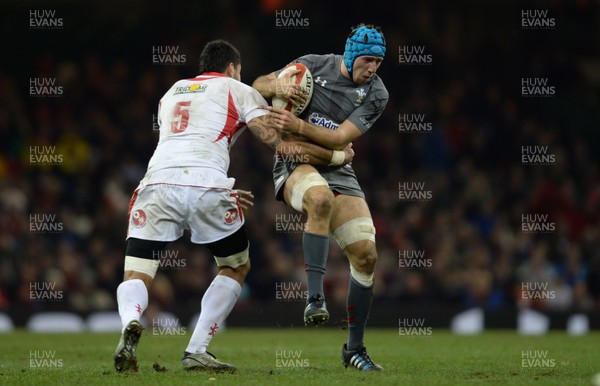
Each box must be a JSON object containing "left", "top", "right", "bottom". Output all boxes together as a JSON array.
[
  {"left": 235, "top": 83, "right": 269, "bottom": 123},
  {"left": 294, "top": 54, "right": 322, "bottom": 68},
  {"left": 274, "top": 54, "right": 326, "bottom": 76},
  {"left": 347, "top": 82, "right": 389, "bottom": 133}
]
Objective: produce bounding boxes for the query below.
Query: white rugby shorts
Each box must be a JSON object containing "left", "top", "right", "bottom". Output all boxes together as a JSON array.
[{"left": 126, "top": 168, "right": 244, "bottom": 244}]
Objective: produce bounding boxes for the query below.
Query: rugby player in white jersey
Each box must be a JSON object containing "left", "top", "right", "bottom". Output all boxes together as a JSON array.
[
  {"left": 113, "top": 40, "right": 354, "bottom": 373},
  {"left": 253, "top": 24, "right": 388, "bottom": 371}
]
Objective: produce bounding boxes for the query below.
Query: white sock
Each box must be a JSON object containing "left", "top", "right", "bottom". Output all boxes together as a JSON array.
[
  {"left": 117, "top": 279, "right": 148, "bottom": 331},
  {"left": 186, "top": 275, "right": 241, "bottom": 354}
]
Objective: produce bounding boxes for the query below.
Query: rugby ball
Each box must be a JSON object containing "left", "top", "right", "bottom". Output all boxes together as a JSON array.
[{"left": 272, "top": 63, "right": 313, "bottom": 116}]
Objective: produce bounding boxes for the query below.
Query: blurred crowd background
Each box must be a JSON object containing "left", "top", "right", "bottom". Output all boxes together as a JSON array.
[{"left": 0, "top": 0, "right": 599, "bottom": 324}]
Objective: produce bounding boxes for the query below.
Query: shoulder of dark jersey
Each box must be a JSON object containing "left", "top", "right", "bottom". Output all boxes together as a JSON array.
[
  {"left": 368, "top": 75, "right": 389, "bottom": 103},
  {"left": 295, "top": 53, "right": 338, "bottom": 70}
]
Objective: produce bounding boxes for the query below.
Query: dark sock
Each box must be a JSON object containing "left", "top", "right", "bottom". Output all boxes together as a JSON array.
[
  {"left": 346, "top": 276, "right": 373, "bottom": 351},
  {"left": 303, "top": 232, "right": 329, "bottom": 299}
]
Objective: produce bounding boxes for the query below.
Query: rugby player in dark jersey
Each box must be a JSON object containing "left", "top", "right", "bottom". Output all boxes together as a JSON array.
[{"left": 253, "top": 24, "right": 388, "bottom": 371}]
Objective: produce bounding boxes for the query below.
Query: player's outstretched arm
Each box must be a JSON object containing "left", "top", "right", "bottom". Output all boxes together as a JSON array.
[
  {"left": 266, "top": 107, "right": 362, "bottom": 150},
  {"left": 247, "top": 115, "right": 353, "bottom": 166},
  {"left": 252, "top": 72, "right": 308, "bottom": 107},
  {"left": 252, "top": 73, "right": 278, "bottom": 98},
  {"left": 247, "top": 115, "right": 282, "bottom": 150}
]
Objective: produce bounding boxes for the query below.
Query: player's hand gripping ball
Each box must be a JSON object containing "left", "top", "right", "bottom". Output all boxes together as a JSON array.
[{"left": 272, "top": 63, "right": 313, "bottom": 116}]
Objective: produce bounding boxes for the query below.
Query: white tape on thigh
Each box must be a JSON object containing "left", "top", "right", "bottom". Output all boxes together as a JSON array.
[
  {"left": 290, "top": 172, "right": 329, "bottom": 212},
  {"left": 350, "top": 264, "right": 374, "bottom": 287},
  {"left": 214, "top": 245, "right": 249, "bottom": 268},
  {"left": 331, "top": 217, "right": 376, "bottom": 250},
  {"left": 124, "top": 255, "right": 160, "bottom": 278}
]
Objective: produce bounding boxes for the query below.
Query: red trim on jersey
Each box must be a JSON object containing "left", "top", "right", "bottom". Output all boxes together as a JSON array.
[
  {"left": 201, "top": 72, "right": 226, "bottom": 77},
  {"left": 186, "top": 72, "right": 227, "bottom": 81},
  {"left": 214, "top": 91, "right": 245, "bottom": 145}
]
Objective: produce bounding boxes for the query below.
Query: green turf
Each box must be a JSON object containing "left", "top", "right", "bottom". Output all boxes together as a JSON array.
[{"left": 0, "top": 328, "right": 597, "bottom": 385}]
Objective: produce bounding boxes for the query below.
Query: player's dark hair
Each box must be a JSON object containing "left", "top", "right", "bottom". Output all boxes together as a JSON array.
[
  {"left": 198, "top": 40, "right": 241, "bottom": 74},
  {"left": 348, "top": 23, "right": 386, "bottom": 45}
]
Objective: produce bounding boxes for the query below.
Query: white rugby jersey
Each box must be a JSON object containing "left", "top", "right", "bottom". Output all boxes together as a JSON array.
[{"left": 146, "top": 72, "right": 268, "bottom": 178}]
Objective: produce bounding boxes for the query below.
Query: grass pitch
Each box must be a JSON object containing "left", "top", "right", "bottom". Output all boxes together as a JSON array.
[{"left": 0, "top": 328, "right": 597, "bottom": 385}]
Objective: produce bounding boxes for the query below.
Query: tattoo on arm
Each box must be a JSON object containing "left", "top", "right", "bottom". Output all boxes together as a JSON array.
[
  {"left": 247, "top": 116, "right": 281, "bottom": 150},
  {"left": 248, "top": 116, "right": 336, "bottom": 166}
]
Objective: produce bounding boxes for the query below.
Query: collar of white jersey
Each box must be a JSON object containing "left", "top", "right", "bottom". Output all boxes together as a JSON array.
[{"left": 188, "top": 72, "right": 227, "bottom": 81}]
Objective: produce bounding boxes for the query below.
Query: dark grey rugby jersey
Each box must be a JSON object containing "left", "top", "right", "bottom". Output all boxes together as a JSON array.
[
  {"left": 290, "top": 54, "right": 388, "bottom": 134},
  {"left": 271, "top": 54, "right": 388, "bottom": 200}
]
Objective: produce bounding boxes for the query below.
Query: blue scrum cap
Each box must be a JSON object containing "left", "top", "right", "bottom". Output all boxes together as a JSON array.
[{"left": 343, "top": 24, "right": 386, "bottom": 76}]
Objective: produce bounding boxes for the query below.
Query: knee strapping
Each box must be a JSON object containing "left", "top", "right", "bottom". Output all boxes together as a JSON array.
[
  {"left": 290, "top": 172, "right": 329, "bottom": 212},
  {"left": 331, "top": 217, "right": 376, "bottom": 250},
  {"left": 124, "top": 255, "right": 160, "bottom": 278},
  {"left": 350, "top": 264, "right": 374, "bottom": 287}
]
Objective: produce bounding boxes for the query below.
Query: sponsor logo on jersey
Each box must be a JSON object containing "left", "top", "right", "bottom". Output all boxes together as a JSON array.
[
  {"left": 315, "top": 77, "right": 327, "bottom": 87},
  {"left": 174, "top": 83, "right": 207, "bottom": 95},
  {"left": 131, "top": 209, "right": 147, "bottom": 228},
  {"left": 308, "top": 113, "right": 339, "bottom": 130},
  {"left": 224, "top": 209, "right": 239, "bottom": 225}
]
